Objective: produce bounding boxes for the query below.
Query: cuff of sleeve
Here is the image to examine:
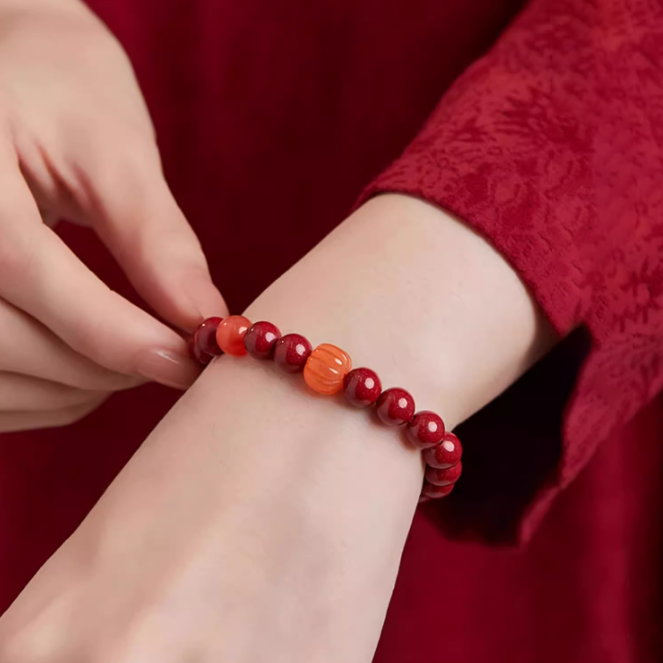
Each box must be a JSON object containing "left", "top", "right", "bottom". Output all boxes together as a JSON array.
[
  {"left": 353, "top": 177, "right": 616, "bottom": 545},
  {"left": 350, "top": 0, "right": 663, "bottom": 545}
]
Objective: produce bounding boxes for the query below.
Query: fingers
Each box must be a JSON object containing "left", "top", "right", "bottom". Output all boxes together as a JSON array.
[
  {"left": 0, "top": 394, "right": 107, "bottom": 433},
  {"left": 70, "top": 134, "right": 228, "bottom": 330},
  {"left": 0, "top": 166, "right": 202, "bottom": 389},
  {"left": 0, "top": 372, "right": 104, "bottom": 411},
  {"left": 0, "top": 298, "right": 141, "bottom": 391}
]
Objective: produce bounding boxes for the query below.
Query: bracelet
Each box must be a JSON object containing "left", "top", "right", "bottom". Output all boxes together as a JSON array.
[{"left": 189, "top": 315, "right": 463, "bottom": 503}]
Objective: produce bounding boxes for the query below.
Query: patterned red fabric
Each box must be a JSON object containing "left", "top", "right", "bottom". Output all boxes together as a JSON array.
[
  {"left": 359, "top": 0, "right": 663, "bottom": 542},
  {"left": 0, "top": 0, "right": 661, "bottom": 661}
]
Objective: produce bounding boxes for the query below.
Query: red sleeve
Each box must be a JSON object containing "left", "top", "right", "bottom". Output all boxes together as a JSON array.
[{"left": 358, "top": 0, "right": 663, "bottom": 542}]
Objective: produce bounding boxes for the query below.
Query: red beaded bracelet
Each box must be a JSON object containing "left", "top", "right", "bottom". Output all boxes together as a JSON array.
[{"left": 189, "top": 315, "right": 463, "bottom": 502}]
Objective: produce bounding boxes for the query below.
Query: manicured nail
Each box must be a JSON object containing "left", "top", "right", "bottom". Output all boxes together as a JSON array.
[{"left": 136, "top": 348, "right": 202, "bottom": 389}]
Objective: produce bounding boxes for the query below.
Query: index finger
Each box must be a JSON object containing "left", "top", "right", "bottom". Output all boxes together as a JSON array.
[{"left": 0, "top": 169, "right": 201, "bottom": 389}]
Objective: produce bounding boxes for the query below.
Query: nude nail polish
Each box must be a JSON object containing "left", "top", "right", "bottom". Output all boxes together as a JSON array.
[{"left": 136, "top": 348, "right": 202, "bottom": 389}]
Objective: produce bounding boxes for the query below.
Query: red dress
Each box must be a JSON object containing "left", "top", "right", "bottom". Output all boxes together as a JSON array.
[{"left": 2, "top": 0, "right": 662, "bottom": 660}]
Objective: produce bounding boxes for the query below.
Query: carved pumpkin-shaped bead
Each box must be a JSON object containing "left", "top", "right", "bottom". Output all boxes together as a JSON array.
[{"left": 303, "top": 343, "right": 352, "bottom": 395}]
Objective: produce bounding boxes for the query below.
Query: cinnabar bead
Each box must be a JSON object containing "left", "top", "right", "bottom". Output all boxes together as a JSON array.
[
  {"left": 188, "top": 335, "right": 214, "bottom": 365},
  {"left": 406, "top": 410, "right": 445, "bottom": 449},
  {"left": 343, "top": 368, "right": 382, "bottom": 407},
  {"left": 216, "top": 315, "right": 252, "bottom": 356},
  {"left": 273, "top": 333, "right": 312, "bottom": 373},
  {"left": 304, "top": 344, "right": 352, "bottom": 395},
  {"left": 244, "top": 321, "right": 281, "bottom": 359},
  {"left": 190, "top": 317, "right": 223, "bottom": 364},
  {"left": 425, "top": 462, "right": 463, "bottom": 486},
  {"left": 423, "top": 432, "right": 463, "bottom": 469},
  {"left": 421, "top": 481, "right": 455, "bottom": 499},
  {"left": 192, "top": 317, "right": 223, "bottom": 358},
  {"left": 375, "top": 388, "right": 415, "bottom": 426}
]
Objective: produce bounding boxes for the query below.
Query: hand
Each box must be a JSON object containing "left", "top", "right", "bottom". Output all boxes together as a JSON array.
[
  {"left": 0, "top": 0, "right": 226, "bottom": 432},
  {"left": 0, "top": 196, "right": 553, "bottom": 661}
]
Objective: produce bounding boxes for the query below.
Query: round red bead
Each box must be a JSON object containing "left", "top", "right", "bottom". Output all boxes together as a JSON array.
[
  {"left": 375, "top": 388, "right": 415, "bottom": 426},
  {"left": 406, "top": 410, "right": 446, "bottom": 449},
  {"left": 188, "top": 335, "right": 214, "bottom": 365},
  {"left": 425, "top": 461, "right": 462, "bottom": 486},
  {"left": 343, "top": 368, "right": 382, "bottom": 407},
  {"left": 244, "top": 321, "right": 282, "bottom": 359},
  {"left": 421, "top": 481, "right": 455, "bottom": 499},
  {"left": 273, "top": 333, "right": 313, "bottom": 373},
  {"left": 190, "top": 317, "right": 223, "bottom": 364},
  {"left": 423, "top": 432, "right": 463, "bottom": 469}
]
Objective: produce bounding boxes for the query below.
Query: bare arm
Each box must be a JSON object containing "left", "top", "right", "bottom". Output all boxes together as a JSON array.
[{"left": 0, "top": 195, "right": 556, "bottom": 662}]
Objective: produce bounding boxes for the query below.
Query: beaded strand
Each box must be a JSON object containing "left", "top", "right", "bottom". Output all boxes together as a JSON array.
[{"left": 189, "top": 315, "right": 463, "bottom": 502}]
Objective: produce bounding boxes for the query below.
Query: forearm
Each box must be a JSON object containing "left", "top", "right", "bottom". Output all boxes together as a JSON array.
[
  {"left": 83, "top": 195, "right": 554, "bottom": 655},
  {"left": 245, "top": 194, "right": 555, "bottom": 427},
  {"left": 0, "top": 195, "right": 556, "bottom": 661},
  {"left": 124, "top": 193, "right": 554, "bottom": 541}
]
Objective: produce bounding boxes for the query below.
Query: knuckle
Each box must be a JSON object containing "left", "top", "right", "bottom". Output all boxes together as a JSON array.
[
  {"left": 86, "top": 135, "right": 162, "bottom": 225},
  {"left": 112, "top": 133, "right": 160, "bottom": 182}
]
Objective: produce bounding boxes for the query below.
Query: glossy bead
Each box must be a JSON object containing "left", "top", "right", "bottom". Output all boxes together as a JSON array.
[
  {"left": 188, "top": 335, "right": 214, "bottom": 365},
  {"left": 375, "top": 387, "right": 415, "bottom": 426},
  {"left": 425, "top": 461, "right": 463, "bottom": 486},
  {"left": 421, "top": 481, "right": 455, "bottom": 499},
  {"left": 216, "top": 315, "right": 252, "bottom": 356},
  {"left": 244, "top": 321, "right": 281, "bottom": 359},
  {"left": 406, "top": 410, "right": 446, "bottom": 449},
  {"left": 343, "top": 368, "right": 382, "bottom": 407},
  {"left": 191, "top": 317, "right": 224, "bottom": 359},
  {"left": 273, "top": 333, "right": 313, "bottom": 373},
  {"left": 303, "top": 343, "right": 352, "bottom": 395},
  {"left": 423, "top": 432, "right": 463, "bottom": 469}
]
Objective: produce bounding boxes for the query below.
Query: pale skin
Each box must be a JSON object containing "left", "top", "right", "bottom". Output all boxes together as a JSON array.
[
  {"left": 0, "top": 0, "right": 227, "bottom": 433},
  {"left": 0, "top": 1, "right": 557, "bottom": 661}
]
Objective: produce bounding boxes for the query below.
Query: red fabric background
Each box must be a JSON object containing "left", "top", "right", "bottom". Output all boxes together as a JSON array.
[{"left": 0, "top": 0, "right": 661, "bottom": 660}]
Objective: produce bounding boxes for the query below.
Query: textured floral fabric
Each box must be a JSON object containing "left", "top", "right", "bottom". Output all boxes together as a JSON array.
[
  {"left": 361, "top": 0, "right": 663, "bottom": 543},
  {"left": 0, "top": 0, "right": 662, "bottom": 660}
]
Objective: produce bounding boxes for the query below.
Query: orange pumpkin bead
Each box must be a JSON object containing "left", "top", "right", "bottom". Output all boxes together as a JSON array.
[
  {"left": 303, "top": 343, "right": 352, "bottom": 395},
  {"left": 216, "top": 315, "right": 252, "bottom": 356}
]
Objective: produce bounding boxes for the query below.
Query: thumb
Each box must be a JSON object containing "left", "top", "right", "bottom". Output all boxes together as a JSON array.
[{"left": 81, "top": 142, "right": 228, "bottom": 331}]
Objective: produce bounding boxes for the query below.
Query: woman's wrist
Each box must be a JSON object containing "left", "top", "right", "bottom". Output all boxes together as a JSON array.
[
  {"left": 100, "top": 192, "right": 555, "bottom": 649},
  {"left": 242, "top": 194, "right": 556, "bottom": 430},
  {"left": 78, "top": 356, "right": 416, "bottom": 661},
  {"left": 0, "top": 194, "right": 557, "bottom": 662}
]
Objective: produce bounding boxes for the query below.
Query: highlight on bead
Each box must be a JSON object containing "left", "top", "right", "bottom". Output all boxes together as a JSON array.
[
  {"left": 273, "top": 333, "right": 312, "bottom": 373},
  {"left": 423, "top": 432, "right": 462, "bottom": 469},
  {"left": 406, "top": 410, "right": 445, "bottom": 449},
  {"left": 375, "top": 387, "right": 415, "bottom": 426},
  {"left": 189, "top": 316, "right": 223, "bottom": 364},
  {"left": 343, "top": 367, "right": 382, "bottom": 407},
  {"left": 244, "top": 321, "right": 282, "bottom": 359},
  {"left": 216, "top": 315, "right": 252, "bottom": 356}
]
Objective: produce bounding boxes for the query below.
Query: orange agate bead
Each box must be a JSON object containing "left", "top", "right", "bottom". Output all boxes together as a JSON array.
[
  {"left": 216, "top": 315, "right": 252, "bottom": 356},
  {"left": 303, "top": 343, "right": 352, "bottom": 395}
]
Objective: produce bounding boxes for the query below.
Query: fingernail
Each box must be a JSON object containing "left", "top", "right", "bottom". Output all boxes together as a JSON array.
[{"left": 136, "top": 348, "right": 202, "bottom": 389}]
